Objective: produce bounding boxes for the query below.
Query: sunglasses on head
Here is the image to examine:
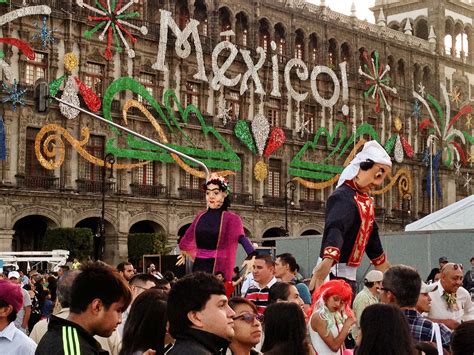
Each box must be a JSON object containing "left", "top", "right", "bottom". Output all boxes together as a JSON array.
[{"left": 233, "top": 312, "right": 264, "bottom": 323}]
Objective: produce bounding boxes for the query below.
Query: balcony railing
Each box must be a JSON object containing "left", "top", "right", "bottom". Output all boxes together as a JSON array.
[
  {"left": 130, "top": 184, "right": 167, "bottom": 198},
  {"left": 263, "top": 195, "right": 285, "bottom": 208},
  {"left": 300, "top": 199, "right": 325, "bottom": 211},
  {"left": 231, "top": 193, "right": 253, "bottom": 206},
  {"left": 76, "top": 179, "right": 115, "bottom": 194},
  {"left": 178, "top": 187, "right": 205, "bottom": 200},
  {"left": 16, "top": 174, "right": 59, "bottom": 190}
]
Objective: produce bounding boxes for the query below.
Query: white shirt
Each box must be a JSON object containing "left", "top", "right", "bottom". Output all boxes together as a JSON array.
[
  {"left": 240, "top": 273, "right": 254, "bottom": 295},
  {"left": 428, "top": 282, "right": 474, "bottom": 323},
  {"left": 0, "top": 322, "right": 36, "bottom": 355}
]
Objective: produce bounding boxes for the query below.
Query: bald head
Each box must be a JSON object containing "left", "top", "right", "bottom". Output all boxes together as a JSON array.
[{"left": 441, "top": 263, "right": 463, "bottom": 294}]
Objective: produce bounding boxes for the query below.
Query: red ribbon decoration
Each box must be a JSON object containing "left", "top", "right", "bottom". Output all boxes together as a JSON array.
[{"left": 0, "top": 38, "right": 35, "bottom": 60}]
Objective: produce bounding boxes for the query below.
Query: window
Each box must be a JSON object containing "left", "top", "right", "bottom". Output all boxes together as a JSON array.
[
  {"left": 303, "top": 188, "right": 317, "bottom": 201},
  {"left": 267, "top": 99, "right": 281, "bottom": 127},
  {"left": 228, "top": 168, "right": 242, "bottom": 194},
  {"left": 185, "top": 82, "right": 200, "bottom": 107},
  {"left": 84, "top": 62, "right": 104, "bottom": 96},
  {"left": 79, "top": 135, "right": 104, "bottom": 180},
  {"left": 183, "top": 171, "right": 203, "bottom": 190},
  {"left": 226, "top": 91, "right": 241, "bottom": 120},
  {"left": 134, "top": 161, "right": 156, "bottom": 185},
  {"left": 138, "top": 72, "right": 155, "bottom": 103},
  {"left": 25, "top": 52, "right": 47, "bottom": 85},
  {"left": 267, "top": 159, "right": 281, "bottom": 197},
  {"left": 26, "top": 127, "right": 52, "bottom": 177}
]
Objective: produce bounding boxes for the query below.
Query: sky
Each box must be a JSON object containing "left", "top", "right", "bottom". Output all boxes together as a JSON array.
[{"left": 306, "top": 0, "right": 376, "bottom": 23}]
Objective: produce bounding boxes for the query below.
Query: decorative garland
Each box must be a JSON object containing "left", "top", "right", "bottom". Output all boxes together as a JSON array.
[
  {"left": 101, "top": 77, "right": 241, "bottom": 177},
  {"left": 359, "top": 50, "right": 397, "bottom": 113},
  {"left": 34, "top": 124, "right": 149, "bottom": 170},
  {"left": 77, "top": 0, "right": 148, "bottom": 60}
]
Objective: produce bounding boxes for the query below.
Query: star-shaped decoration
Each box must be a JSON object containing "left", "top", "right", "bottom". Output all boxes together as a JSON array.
[
  {"left": 466, "top": 113, "right": 472, "bottom": 129},
  {"left": 454, "top": 161, "right": 461, "bottom": 176},
  {"left": 412, "top": 100, "right": 422, "bottom": 120},
  {"left": 31, "top": 17, "right": 56, "bottom": 49},
  {"left": 417, "top": 82, "right": 426, "bottom": 97},
  {"left": 463, "top": 172, "right": 472, "bottom": 191},
  {"left": 449, "top": 87, "right": 462, "bottom": 105},
  {"left": 77, "top": 0, "right": 148, "bottom": 60},
  {"left": 216, "top": 100, "right": 232, "bottom": 126},
  {"left": 296, "top": 117, "right": 310, "bottom": 138},
  {"left": 1, "top": 79, "right": 27, "bottom": 111}
]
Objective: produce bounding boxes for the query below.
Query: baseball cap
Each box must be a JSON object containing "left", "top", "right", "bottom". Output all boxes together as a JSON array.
[
  {"left": 420, "top": 281, "right": 438, "bottom": 294},
  {"left": 7, "top": 271, "right": 20, "bottom": 279},
  {"left": 439, "top": 256, "right": 448, "bottom": 263},
  {"left": 364, "top": 270, "right": 383, "bottom": 282},
  {"left": 0, "top": 279, "right": 23, "bottom": 313}
]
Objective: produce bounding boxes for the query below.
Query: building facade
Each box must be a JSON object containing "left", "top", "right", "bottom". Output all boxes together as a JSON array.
[{"left": 0, "top": 0, "right": 472, "bottom": 265}]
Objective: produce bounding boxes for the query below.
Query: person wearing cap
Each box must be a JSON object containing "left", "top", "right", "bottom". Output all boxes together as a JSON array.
[
  {"left": 351, "top": 270, "right": 383, "bottom": 339},
  {"left": 0, "top": 279, "right": 37, "bottom": 354},
  {"left": 8, "top": 271, "right": 32, "bottom": 335},
  {"left": 426, "top": 256, "right": 449, "bottom": 284},
  {"left": 310, "top": 140, "right": 391, "bottom": 295},
  {"left": 380, "top": 265, "right": 452, "bottom": 351}
]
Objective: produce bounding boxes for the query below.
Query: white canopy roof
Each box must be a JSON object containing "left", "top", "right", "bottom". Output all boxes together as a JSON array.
[{"left": 405, "top": 195, "right": 474, "bottom": 231}]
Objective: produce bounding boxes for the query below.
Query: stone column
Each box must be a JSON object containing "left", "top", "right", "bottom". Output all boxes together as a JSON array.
[{"left": 0, "top": 229, "right": 14, "bottom": 252}]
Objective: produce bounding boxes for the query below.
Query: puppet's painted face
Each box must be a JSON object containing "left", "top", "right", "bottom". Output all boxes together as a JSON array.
[
  {"left": 356, "top": 163, "right": 391, "bottom": 192},
  {"left": 206, "top": 183, "right": 227, "bottom": 209}
]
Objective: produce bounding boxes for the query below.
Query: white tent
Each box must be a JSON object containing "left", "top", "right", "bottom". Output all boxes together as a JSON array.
[{"left": 405, "top": 195, "right": 474, "bottom": 231}]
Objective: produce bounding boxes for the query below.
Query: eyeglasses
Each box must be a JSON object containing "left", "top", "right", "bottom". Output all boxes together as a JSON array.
[{"left": 233, "top": 312, "right": 264, "bottom": 323}]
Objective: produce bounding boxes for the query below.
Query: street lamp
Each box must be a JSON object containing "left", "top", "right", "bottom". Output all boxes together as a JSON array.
[
  {"left": 284, "top": 180, "right": 296, "bottom": 236},
  {"left": 95, "top": 153, "right": 115, "bottom": 261},
  {"left": 401, "top": 193, "right": 412, "bottom": 228}
]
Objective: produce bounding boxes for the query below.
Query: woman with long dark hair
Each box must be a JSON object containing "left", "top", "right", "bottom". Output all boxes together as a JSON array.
[
  {"left": 119, "top": 289, "right": 167, "bottom": 355},
  {"left": 268, "top": 282, "right": 304, "bottom": 311},
  {"left": 261, "top": 302, "right": 311, "bottom": 355},
  {"left": 178, "top": 173, "right": 255, "bottom": 280},
  {"left": 356, "top": 303, "right": 416, "bottom": 355}
]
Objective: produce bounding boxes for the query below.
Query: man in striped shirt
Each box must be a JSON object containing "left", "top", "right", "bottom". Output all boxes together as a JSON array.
[
  {"left": 36, "top": 262, "right": 131, "bottom": 355},
  {"left": 244, "top": 254, "right": 277, "bottom": 314}
]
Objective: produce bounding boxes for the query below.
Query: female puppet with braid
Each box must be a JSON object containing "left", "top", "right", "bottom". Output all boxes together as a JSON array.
[{"left": 178, "top": 174, "right": 255, "bottom": 281}]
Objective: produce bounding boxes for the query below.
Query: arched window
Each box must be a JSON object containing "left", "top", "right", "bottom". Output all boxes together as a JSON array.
[
  {"left": 413, "top": 63, "right": 421, "bottom": 88},
  {"left": 219, "top": 7, "right": 232, "bottom": 41},
  {"left": 258, "top": 18, "right": 271, "bottom": 53},
  {"left": 415, "top": 19, "right": 429, "bottom": 40},
  {"left": 295, "top": 29, "right": 305, "bottom": 60},
  {"left": 177, "top": 0, "right": 189, "bottom": 30},
  {"left": 236, "top": 12, "right": 249, "bottom": 47},
  {"left": 397, "top": 59, "right": 405, "bottom": 87},
  {"left": 194, "top": 0, "right": 208, "bottom": 36},
  {"left": 387, "top": 55, "right": 395, "bottom": 84},
  {"left": 275, "top": 23, "right": 286, "bottom": 60},
  {"left": 340, "top": 42, "right": 351, "bottom": 62},
  {"left": 328, "top": 38, "right": 338, "bottom": 67},
  {"left": 309, "top": 33, "right": 319, "bottom": 64}
]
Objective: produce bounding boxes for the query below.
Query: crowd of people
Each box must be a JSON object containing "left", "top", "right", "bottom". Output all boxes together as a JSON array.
[
  {"left": 1, "top": 141, "right": 473, "bottom": 354},
  {"left": 0, "top": 254, "right": 473, "bottom": 355}
]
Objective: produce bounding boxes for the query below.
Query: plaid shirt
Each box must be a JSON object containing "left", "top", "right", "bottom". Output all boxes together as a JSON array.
[{"left": 402, "top": 309, "right": 451, "bottom": 350}]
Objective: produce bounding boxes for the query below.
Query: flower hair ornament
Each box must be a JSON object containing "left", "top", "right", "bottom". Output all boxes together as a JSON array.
[{"left": 205, "top": 173, "right": 231, "bottom": 193}]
